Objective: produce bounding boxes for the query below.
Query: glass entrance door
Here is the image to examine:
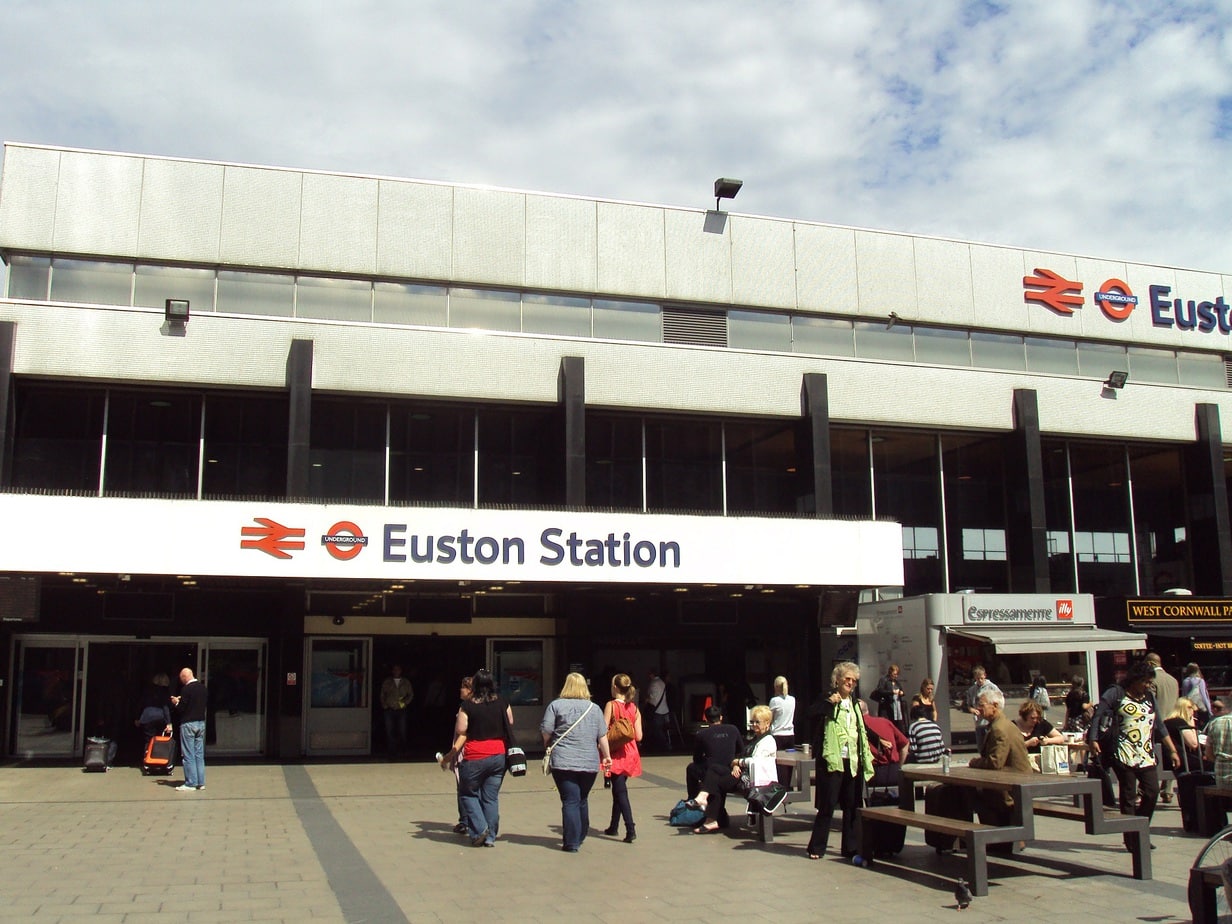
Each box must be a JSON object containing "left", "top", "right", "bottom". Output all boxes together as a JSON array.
[
  {"left": 10, "top": 638, "right": 83, "bottom": 758},
  {"left": 203, "top": 641, "right": 267, "bottom": 755},
  {"left": 304, "top": 637, "right": 371, "bottom": 756}
]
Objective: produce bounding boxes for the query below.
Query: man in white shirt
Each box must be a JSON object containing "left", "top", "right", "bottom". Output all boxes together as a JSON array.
[{"left": 644, "top": 669, "right": 670, "bottom": 751}]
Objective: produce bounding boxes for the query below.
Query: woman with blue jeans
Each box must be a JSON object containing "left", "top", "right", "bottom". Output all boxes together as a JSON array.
[
  {"left": 540, "top": 673, "right": 612, "bottom": 852},
  {"left": 448, "top": 669, "right": 513, "bottom": 847}
]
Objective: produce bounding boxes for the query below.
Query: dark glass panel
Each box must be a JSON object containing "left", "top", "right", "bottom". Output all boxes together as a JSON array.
[
  {"left": 1041, "top": 439, "right": 1076, "bottom": 593},
  {"left": 9, "top": 383, "right": 105, "bottom": 491},
  {"left": 389, "top": 405, "right": 475, "bottom": 506},
  {"left": 645, "top": 419, "right": 722, "bottom": 513},
  {"left": 585, "top": 414, "right": 643, "bottom": 511},
  {"left": 477, "top": 407, "right": 564, "bottom": 507},
  {"left": 1069, "top": 442, "right": 1134, "bottom": 595},
  {"left": 103, "top": 390, "right": 201, "bottom": 495},
  {"left": 832, "top": 428, "right": 872, "bottom": 517},
  {"left": 725, "top": 420, "right": 803, "bottom": 514},
  {"left": 942, "top": 434, "right": 1010, "bottom": 593},
  {"left": 308, "top": 399, "right": 386, "bottom": 501},
  {"left": 1129, "top": 444, "right": 1190, "bottom": 594},
  {"left": 872, "top": 431, "right": 942, "bottom": 593},
  {"left": 201, "top": 394, "right": 289, "bottom": 498}
]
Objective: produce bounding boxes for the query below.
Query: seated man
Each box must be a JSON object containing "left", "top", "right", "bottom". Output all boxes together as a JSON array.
[
  {"left": 687, "top": 706, "right": 744, "bottom": 824},
  {"left": 906, "top": 703, "right": 945, "bottom": 764},
  {"left": 967, "top": 688, "right": 1033, "bottom": 828}
]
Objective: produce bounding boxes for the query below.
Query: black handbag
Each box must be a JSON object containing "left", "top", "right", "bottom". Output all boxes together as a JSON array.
[
  {"left": 745, "top": 782, "right": 788, "bottom": 815},
  {"left": 502, "top": 700, "right": 527, "bottom": 776}
]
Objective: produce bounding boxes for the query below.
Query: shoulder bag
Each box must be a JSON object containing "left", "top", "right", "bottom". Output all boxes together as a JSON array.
[
  {"left": 607, "top": 700, "right": 637, "bottom": 747},
  {"left": 543, "top": 702, "right": 595, "bottom": 776}
]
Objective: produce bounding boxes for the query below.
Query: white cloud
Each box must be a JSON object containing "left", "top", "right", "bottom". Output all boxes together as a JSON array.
[{"left": 0, "top": 0, "right": 1227, "bottom": 275}]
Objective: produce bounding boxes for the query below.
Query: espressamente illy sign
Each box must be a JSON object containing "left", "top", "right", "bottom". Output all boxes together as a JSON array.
[{"left": 0, "top": 494, "right": 905, "bottom": 587}]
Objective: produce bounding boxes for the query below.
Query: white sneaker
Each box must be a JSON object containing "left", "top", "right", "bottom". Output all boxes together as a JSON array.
[
  {"left": 175, "top": 784, "right": 195, "bottom": 791},
  {"left": 195, "top": 785, "right": 205, "bottom": 791}
]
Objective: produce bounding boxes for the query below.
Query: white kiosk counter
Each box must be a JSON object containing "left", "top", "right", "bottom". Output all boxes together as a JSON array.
[{"left": 856, "top": 594, "right": 1147, "bottom": 745}]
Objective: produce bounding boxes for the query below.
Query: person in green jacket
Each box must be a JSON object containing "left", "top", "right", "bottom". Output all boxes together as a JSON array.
[{"left": 806, "top": 661, "right": 875, "bottom": 859}]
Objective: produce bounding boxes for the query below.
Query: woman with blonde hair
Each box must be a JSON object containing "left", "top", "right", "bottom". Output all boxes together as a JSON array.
[
  {"left": 689, "top": 704, "right": 779, "bottom": 833},
  {"left": 1165, "top": 696, "right": 1206, "bottom": 772},
  {"left": 603, "top": 673, "right": 643, "bottom": 842},
  {"left": 769, "top": 675, "right": 796, "bottom": 749},
  {"left": 540, "top": 673, "right": 612, "bottom": 852}
]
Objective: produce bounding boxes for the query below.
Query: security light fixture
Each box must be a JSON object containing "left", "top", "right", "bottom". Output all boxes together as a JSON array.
[
  {"left": 165, "top": 298, "right": 190, "bottom": 328},
  {"left": 1104, "top": 370, "right": 1128, "bottom": 390},
  {"left": 714, "top": 177, "right": 743, "bottom": 210}
]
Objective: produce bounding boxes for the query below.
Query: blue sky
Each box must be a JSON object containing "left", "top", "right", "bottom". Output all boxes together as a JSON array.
[{"left": 0, "top": 0, "right": 1228, "bottom": 285}]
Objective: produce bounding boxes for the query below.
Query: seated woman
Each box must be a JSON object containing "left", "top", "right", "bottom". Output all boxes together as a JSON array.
[
  {"left": 1013, "top": 700, "right": 1064, "bottom": 752},
  {"left": 1165, "top": 697, "right": 1208, "bottom": 773},
  {"left": 689, "top": 704, "right": 778, "bottom": 834},
  {"left": 910, "top": 678, "right": 939, "bottom": 723}
]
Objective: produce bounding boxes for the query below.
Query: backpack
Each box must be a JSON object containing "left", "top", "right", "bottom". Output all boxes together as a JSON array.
[{"left": 669, "top": 799, "right": 705, "bottom": 827}]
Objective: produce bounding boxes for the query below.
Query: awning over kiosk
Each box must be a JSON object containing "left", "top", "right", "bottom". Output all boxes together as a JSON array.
[{"left": 946, "top": 625, "right": 1147, "bottom": 655}]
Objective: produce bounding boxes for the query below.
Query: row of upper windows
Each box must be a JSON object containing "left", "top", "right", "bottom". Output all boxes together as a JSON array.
[{"left": 5, "top": 254, "right": 1227, "bottom": 389}]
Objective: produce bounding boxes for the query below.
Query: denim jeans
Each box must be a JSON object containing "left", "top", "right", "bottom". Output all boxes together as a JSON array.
[
  {"left": 180, "top": 720, "right": 206, "bottom": 788},
  {"left": 383, "top": 708, "right": 408, "bottom": 756},
  {"left": 458, "top": 754, "right": 505, "bottom": 844},
  {"left": 552, "top": 769, "right": 597, "bottom": 849}
]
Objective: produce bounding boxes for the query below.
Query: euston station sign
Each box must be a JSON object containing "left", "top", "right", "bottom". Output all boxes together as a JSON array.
[{"left": 1024, "top": 268, "right": 1229, "bottom": 336}]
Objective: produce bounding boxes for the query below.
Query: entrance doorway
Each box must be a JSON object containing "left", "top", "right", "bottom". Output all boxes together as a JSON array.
[
  {"left": 83, "top": 640, "right": 194, "bottom": 766},
  {"left": 371, "top": 636, "right": 486, "bottom": 757}
]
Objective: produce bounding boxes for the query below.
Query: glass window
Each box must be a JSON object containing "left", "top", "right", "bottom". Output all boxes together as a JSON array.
[
  {"left": 855, "top": 320, "right": 915, "bottom": 361},
  {"left": 389, "top": 404, "right": 476, "bottom": 506},
  {"left": 586, "top": 414, "right": 644, "bottom": 510},
  {"left": 971, "top": 331, "right": 1025, "bottom": 371},
  {"left": 793, "top": 316, "right": 854, "bottom": 357},
  {"left": 374, "top": 282, "right": 448, "bottom": 326},
  {"left": 943, "top": 435, "right": 1010, "bottom": 592},
  {"left": 729, "top": 310, "right": 791, "bottom": 352},
  {"left": 202, "top": 394, "right": 289, "bottom": 499},
  {"left": 217, "top": 270, "right": 294, "bottom": 317},
  {"left": 309, "top": 399, "right": 387, "bottom": 501},
  {"left": 1178, "top": 352, "right": 1226, "bottom": 389},
  {"left": 477, "top": 407, "right": 564, "bottom": 507},
  {"left": 1076, "top": 340, "right": 1127, "bottom": 379},
  {"left": 1042, "top": 440, "right": 1076, "bottom": 592},
  {"left": 873, "top": 431, "right": 943, "bottom": 593},
  {"left": 133, "top": 265, "right": 217, "bottom": 312},
  {"left": 593, "top": 299, "right": 661, "bottom": 342},
  {"left": 1069, "top": 442, "right": 1134, "bottom": 594},
  {"left": 831, "top": 428, "right": 872, "bottom": 517},
  {"left": 962, "top": 528, "right": 1007, "bottom": 561},
  {"left": 1129, "top": 445, "right": 1190, "bottom": 593},
  {"left": 914, "top": 326, "right": 971, "bottom": 366},
  {"left": 903, "top": 525, "right": 941, "bottom": 559},
  {"left": 725, "top": 420, "right": 803, "bottom": 514},
  {"left": 1127, "top": 346, "right": 1179, "bottom": 385},
  {"left": 1026, "top": 337, "right": 1079, "bottom": 375},
  {"left": 309, "top": 639, "right": 367, "bottom": 708},
  {"left": 522, "top": 294, "right": 592, "bottom": 337},
  {"left": 295, "top": 276, "right": 372, "bottom": 322},
  {"left": 490, "top": 639, "right": 544, "bottom": 705},
  {"left": 7, "top": 255, "right": 50, "bottom": 299},
  {"left": 450, "top": 287, "right": 520, "bottom": 332},
  {"left": 103, "top": 390, "right": 201, "bottom": 496},
  {"left": 645, "top": 418, "right": 723, "bottom": 513},
  {"left": 50, "top": 259, "right": 132, "bottom": 306},
  {"left": 10, "top": 383, "right": 105, "bottom": 492}
]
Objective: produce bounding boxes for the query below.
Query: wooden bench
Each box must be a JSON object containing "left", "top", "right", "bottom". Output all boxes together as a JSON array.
[
  {"left": 752, "top": 755, "right": 816, "bottom": 843},
  {"left": 857, "top": 805, "right": 1024, "bottom": 896},
  {"left": 1029, "top": 798, "right": 1151, "bottom": 880},
  {"left": 1197, "top": 784, "right": 1232, "bottom": 837},
  {"left": 1188, "top": 864, "right": 1224, "bottom": 924}
]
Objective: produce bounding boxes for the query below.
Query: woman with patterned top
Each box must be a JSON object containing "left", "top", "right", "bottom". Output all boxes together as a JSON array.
[
  {"left": 1089, "top": 660, "right": 1181, "bottom": 842},
  {"left": 603, "top": 673, "right": 643, "bottom": 843}
]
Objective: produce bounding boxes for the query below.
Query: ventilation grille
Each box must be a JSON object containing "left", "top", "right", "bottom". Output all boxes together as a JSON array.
[
  {"left": 1224, "top": 357, "right": 1232, "bottom": 389},
  {"left": 662, "top": 307, "right": 728, "bottom": 347}
]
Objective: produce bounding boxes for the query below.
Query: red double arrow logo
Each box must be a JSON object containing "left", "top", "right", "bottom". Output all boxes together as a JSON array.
[
  {"left": 1023, "top": 268, "right": 1084, "bottom": 315},
  {"left": 240, "top": 518, "right": 306, "bottom": 560}
]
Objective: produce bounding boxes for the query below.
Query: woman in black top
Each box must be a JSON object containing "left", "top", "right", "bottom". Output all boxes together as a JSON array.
[{"left": 445, "top": 669, "right": 513, "bottom": 847}]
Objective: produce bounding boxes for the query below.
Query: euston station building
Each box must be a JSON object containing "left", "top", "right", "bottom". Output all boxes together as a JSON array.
[{"left": 0, "top": 144, "right": 1228, "bottom": 761}]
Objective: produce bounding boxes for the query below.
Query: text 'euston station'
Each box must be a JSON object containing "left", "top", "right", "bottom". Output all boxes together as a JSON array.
[{"left": 382, "top": 525, "right": 681, "bottom": 568}]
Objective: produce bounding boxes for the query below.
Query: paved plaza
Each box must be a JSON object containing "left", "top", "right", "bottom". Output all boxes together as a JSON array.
[{"left": 0, "top": 755, "right": 1200, "bottom": 922}]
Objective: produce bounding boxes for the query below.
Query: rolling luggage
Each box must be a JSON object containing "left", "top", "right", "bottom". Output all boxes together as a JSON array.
[
  {"left": 866, "top": 786, "right": 906, "bottom": 857},
  {"left": 923, "top": 782, "right": 971, "bottom": 852},
  {"left": 143, "top": 734, "right": 178, "bottom": 775},
  {"left": 83, "top": 736, "right": 116, "bottom": 772}
]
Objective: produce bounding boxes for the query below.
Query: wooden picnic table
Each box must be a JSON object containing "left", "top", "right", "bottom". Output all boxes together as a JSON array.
[
  {"left": 750, "top": 751, "right": 816, "bottom": 844},
  {"left": 857, "top": 764, "right": 1151, "bottom": 896}
]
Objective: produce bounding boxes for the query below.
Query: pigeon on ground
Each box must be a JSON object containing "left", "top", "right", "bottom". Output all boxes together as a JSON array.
[{"left": 954, "top": 878, "right": 972, "bottom": 910}]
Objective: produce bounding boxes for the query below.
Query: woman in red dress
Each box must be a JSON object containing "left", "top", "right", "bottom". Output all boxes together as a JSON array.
[{"left": 603, "top": 673, "right": 644, "bottom": 843}]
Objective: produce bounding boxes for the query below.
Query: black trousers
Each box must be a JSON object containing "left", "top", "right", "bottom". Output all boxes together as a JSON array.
[{"left": 807, "top": 761, "right": 861, "bottom": 855}]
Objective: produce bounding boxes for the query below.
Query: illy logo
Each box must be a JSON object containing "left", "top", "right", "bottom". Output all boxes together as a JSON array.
[{"left": 1056, "top": 600, "right": 1074, "bottom": 620}]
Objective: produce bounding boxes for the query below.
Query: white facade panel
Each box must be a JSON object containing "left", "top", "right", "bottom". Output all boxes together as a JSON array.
[
  {"left": 299, "top": 172, "right": 379, "bottom": 274},
  {"left": 53, "top": 151, "right": 143, "bottom": 256},
  {"left": 731, "top": 216, "right": 796, "bottom": 310},
  {"left": 137, "top": 158, "right": 224, "bottom": 264},
  {"left": 971, "top": 245, "right": 1029, "bottom": 332},
  {"left": 524, "top": 194, "right": 597, "bottom": 293},
  {"left": 376, "top": 179, "right": 453, "bottom": 280},
  {"left": 220, "top": 166, "right": 303, "bottom": 268},
  {"left": 452, "top": 187, "right": 525, "bottom": 286},
  {"left": 854, "top": 230, "right": 917, "bottom": 320},
  {"left": 0, "top": 145, "right": 60, "bottom": 252},
  {"left": 914, "top": 237, "right": 975, "bottom": 327},
  {"left": 664, "top": 208, "right": 732, "bottom": 304},
  {"left": 596, "top": 201, "right": 666, "bottom": 299},
  {"left": 794, "top": 223, "right": 858, "bottom": 315}
]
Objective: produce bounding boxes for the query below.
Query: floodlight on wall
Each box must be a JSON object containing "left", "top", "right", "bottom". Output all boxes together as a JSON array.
[
  {"left": 1103, "top": 370, "right": 1128, "bottom": 390},
  {"left": 714, "top": 177, "right": 743, "bottom": 211},
  {"left": 165, "top": 298, "right": 190, "bottom": 328}
]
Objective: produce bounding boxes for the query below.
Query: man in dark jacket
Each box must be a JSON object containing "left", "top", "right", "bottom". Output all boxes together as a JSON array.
[
  {"left": 687, "top": 706, "right": 744, "bottom": 825},
  {"left": 171, "top": 667, "right": 208, "bottom": 791}
]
